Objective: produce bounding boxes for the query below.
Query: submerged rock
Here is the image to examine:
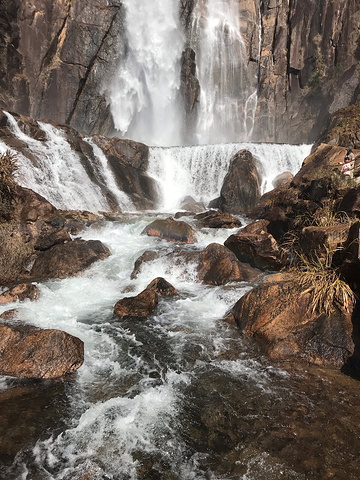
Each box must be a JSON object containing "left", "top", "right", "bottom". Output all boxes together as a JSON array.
[
  {"left": 142, "top": 217, "right": 197, "bottom": 244},
  {"left": 29, "top": 239, "right": 111, "bottom": 281},
  {"left": 231, "top": 273, "right": 354, "bottom": 368},
  {"left": 0, "top": 321, "right": 84, "bottom": 378}
]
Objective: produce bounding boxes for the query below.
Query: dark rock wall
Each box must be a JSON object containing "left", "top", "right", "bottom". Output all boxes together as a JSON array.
[
  {"left": 0, "top": 0, "right": 359, "bottom": 144},
  {"left": 255, "top": 0, "right": 360, "bottom": 143},
  {"left": 0, "top": 0, "right": 124, "bottom": 136}
]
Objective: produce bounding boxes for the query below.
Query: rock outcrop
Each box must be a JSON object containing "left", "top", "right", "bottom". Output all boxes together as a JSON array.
[
  {"left": 231, "top": 273, "right": 354, "bottom": 368},
  {"left": 219, "top": 150, "right": 262, "bottom": 215},
  {"left": 29, "top": 239, "right": 111, "bottom": 282},
  {"left": 0, "top": 320, "right": 84, "bottom": 378}
]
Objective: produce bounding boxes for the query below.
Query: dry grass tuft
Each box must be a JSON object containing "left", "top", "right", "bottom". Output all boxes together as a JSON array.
[
  {"left": 294, "top": 251, "right": 354, "bottom": 315},
  {"left": 0, "top": 222, "right": 33, "bottom": 285},
  {"left": 0, "top": 150, "right": 18, "bottom": 220}
]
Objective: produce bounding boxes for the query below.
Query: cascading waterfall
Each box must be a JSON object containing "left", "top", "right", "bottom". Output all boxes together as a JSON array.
[
  {"left": 188, "top": 0, "right": 260, "bottom": 144},
  {"left": 1, "top": 113, "right": 133, "bottom": 212},
  {"left": 148, "top": 143, "right": 312, "bottom": 211},
  {"left": 110, "top": 0, "right": 185, "bottom": 146}
]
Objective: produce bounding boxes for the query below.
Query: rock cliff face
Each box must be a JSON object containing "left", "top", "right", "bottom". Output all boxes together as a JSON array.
[
  {"left": 0, "top": 0, "right": 359, "bottom": 144},
  {"left": 255, "top": 0, "right": 360, "bottom": 143},
  {"left": 0, "top": 0, "right": 124, "bottom": 136}
]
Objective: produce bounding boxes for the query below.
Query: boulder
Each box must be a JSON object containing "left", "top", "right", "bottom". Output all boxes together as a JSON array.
[
  {"left": 195, "top": 210, "right": 242, "bottom": 229},
  {"left": 197, "top": 243, "right": 263, "bottom": 285},
  {"left": 131, "top": 250, "right": 159, "bottom": 279},
  {"left": 0, "top": 284, "right": 40, "bottom": 304},
  {"left": 231, "top": 273, "right": 354, "bottom": 367},
  {"left": 272, "top": 171, "right": 293, "bottom": 189},
  {"left": 224, "top": 231, "right": 287, "bottom": 271},
  {"left": 34, "top": 228, "right": 71, "bottom": 251},
  {"left": 299, "top": 224, "right": 350, "bottom": 261},
  {"left": 141, "top": 217, "right": 197, "bottom": 244},
  {"left": 338, "top": 186, "right": 360, "bottom": 216},
  {"left": 240, "top": 219, "right": 270, "bottom": 235},
  {"left": 114, "top": 288, "right": 158, "bottom": 320},
  {"left": 0, "top": 322, "right": 84, "bottom": 378},
  {"left": 131, "top": 243, "right": 263, "bottom": 285},
  {"left": 219, "top": 150, "right": 262, "bottom": 215},
  {"left": 29, "top": 239, "right": 111, "bottom": 281},
  {"left": 146, "top": 277, "right": 177, "bottom": 297}
]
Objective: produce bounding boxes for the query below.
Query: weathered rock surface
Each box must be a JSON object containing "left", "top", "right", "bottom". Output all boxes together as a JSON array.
[
  {"left": 231, "top": 273, "right": 354, "bottom": 367},
  {"left": 114, "top": 288, "right": 158, "bottom": 320},
  {"left": 338, "top": 186, "right": 360, "bottom": 216},
  {"left": 0, "top": 321, "right": 84, "bottom": 378},
  {"left": 196, "top": 243, "right": 263, "bottom": 285},
  {"left": 224, "top": 231, "right": 287, "bottom": 271},
  {"left": 272, "top": 172, "right": 293, "bottom": 189},
  {"left": 0, "top": 284, "right": 40, "bottom": 305},
  {"left": 146, "top": 277, "right": 177, "bottom": 297},
  {"left": 0, "top": 0, "right": 124, "bottom": 136},
  {"left": 29, "top": 239, "right": 111, "bottom": 281},
  {"left": 219, "top": 150, "right": 262, "bottom": 215},
  {"left": 317, "top": 101, "right": 360, "bottom": 149},
  {"left": 195, "top": 210, "right": 242, "bottom": 229},
  {"left": 180, "top": 47, "right": 200, "bottom": 143},
  {"left": 299, "top": 224, "right": 350, "bottom": 261},
  {"left": 142, "top": 217, "right": 197, "bottom": 244}
]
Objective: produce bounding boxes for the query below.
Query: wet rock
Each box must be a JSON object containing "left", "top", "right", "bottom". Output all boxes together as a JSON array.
[
  {"left": 131, "top": 250, "right": 159, "bottom": 279},
  {"left": 179, "top": 196, "right": 206, "bottom": 213},
  {"left": 93, "top": 135, "right": 158, "bottom": 210},
  {"left": 272, "top": 171, "right": 293, "bottom": 189},
  {"left": 29, "top": 239, "right": 111, "bottom": 281},
  {"left": 195, "top": 210, "right": 242, "bottom": 229},
  {"left": 224, "top": 231, "right": 287, "bottom": 271},
  {"left": 197, "top": 243, "right": 263, "bottom": 285},
  {"left": 231, "top": 273, "right": 354, "bottom": 367},
  {"left": 146, "top": 277, "right": 177, "bottom": 297},
  {"left": 0, "top": 284, "right": 40, "bottom": 304},
  {"left": 219, "top": 150, "right": 262, "bottom": 215},
  {"left": 0, "top": 322, "right": 84, "bottom": 378},
  {"left": 142, "top": 217, "right": 197, "bottom": 244},
  {"left": 114, "top": 289, "right": 158, "bottom": 320}
]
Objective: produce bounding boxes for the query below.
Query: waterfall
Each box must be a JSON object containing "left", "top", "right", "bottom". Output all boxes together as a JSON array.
[
  {"left": 189, "top": 0, "right": 260, "bottom": 144},
  {"left": 148, "top": 143, "right": 312, "bottom": 211},
  {"left": 1, "top": 113, "right": 133, "bottom": 212},
  {"left": 110, "top": 0, "right": 185, "bottom": 146}
]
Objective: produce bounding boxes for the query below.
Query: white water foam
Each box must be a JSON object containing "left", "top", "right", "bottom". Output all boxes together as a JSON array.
[
  {"left": 110, "top": 0, "right": 185, "bottom": 146},
  {"left": 148, "top": 142, "right": 312, "bottom": 211}
]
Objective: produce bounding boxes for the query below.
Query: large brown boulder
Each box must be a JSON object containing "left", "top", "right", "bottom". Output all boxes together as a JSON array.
[
  {"left": 195, "top": 210, "right": 242, "bottom": 229},
  {"left": 114, "top": 289, "right": 158, "bottom": 320},
  {"left": 224, "top": 231, "right": 287, "bottom": 271},
  {"left": 272, "top": 171, "right": 293, "bottom": 189},
  {"left": 219, "top": 150, "right": 262, "bottom": 215},
  {"left": 231, "top": 273, "right": 354, "bottom": 367},
  {"left": 0, "top": 322, "right": 84, "bottom": 378},
  {"left": 197, "top": 243, "right": 263, "bottom": 285},
  {"left": 142, "top": 217, "right": 197, "bottom": 244},
  {"left": 29, "top": 239, "right": 111, "bottom": 281}
]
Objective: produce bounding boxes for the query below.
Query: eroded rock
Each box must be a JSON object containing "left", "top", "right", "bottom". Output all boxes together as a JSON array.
[
  {"left": 142, "top": 217, "right": 197, "bottom": 244},
  {"left": 0, "top": 284, "right": 40, "bottom": 304},
  {"left": 114, "top": 289, "right": 158, "bottom": 320},
  {"left": 195, "top": 210, "right": 242, "bottom": 229},
  {"left": 0, "top": 322, "right": 84, "bottom": 378}
]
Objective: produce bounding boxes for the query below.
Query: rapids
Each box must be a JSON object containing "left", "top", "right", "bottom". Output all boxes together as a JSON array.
[{"left": 1, "top": 218, "right": 360, "bottom": 480}]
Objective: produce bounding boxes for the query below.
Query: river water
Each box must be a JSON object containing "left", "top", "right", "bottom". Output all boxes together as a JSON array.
[{"left": 1, "top": 214, "right": 360, "bottom": 480}]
